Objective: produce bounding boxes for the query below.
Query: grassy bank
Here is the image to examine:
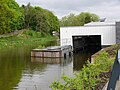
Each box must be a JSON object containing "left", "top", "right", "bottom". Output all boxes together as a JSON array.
[
  {"left": 50, "top": 44, "right": 120, "bottom": 90},
  {"left": 93, "top": 43, "right": 120, "bottom": 89},
  {"left": 0, "top": 30, "right": 57, "bottom": 50}
]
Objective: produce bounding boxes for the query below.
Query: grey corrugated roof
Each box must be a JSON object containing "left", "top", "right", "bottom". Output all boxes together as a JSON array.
[{"left": 84, "top": 22, "right": 115, "bottom": 26}]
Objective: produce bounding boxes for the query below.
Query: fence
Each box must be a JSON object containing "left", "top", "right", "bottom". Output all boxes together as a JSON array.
[{"left": 107, "top": 49, "right": 120, "bottom": 90}]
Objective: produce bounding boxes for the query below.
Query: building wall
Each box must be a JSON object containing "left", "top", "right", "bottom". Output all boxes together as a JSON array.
[
  {"left": 60, "top": 25, "right": 116, "bottom": 46},
  {"left": 116, "top": 22, "right": 120, "bottom": 43}
]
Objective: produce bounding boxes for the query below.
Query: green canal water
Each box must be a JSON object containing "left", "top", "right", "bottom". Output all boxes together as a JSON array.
[{"left": 0, "top": 46, "right": 91, "bottom": 90}]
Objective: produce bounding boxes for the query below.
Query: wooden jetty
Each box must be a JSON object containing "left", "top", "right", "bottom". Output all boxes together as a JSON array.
[{"left": 31, "top": 45, "right": 72, "bottom": 58}]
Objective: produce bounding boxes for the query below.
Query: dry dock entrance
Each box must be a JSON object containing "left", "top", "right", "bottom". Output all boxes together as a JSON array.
[{"left": 72, "top": 35, "right": 101, "bottom": 53}]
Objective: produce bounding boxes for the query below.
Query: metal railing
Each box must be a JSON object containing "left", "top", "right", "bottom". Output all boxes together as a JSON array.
[{"left": 107, "top": 49, "right": 120, "bottom": 90}]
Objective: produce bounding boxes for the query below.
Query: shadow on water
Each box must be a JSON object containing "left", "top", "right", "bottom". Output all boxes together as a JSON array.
[
  {"left": 72, "top": 35, "right": 102, "bottom": 71},
  {"left": 73, "top": 45, "right": 101, "bottom": 71},
  {"left": 73, "top": 51, "right": 91, "bottom": 71}
]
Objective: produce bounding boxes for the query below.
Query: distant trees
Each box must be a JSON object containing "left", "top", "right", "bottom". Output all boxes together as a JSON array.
[
  {"left": 0, "top": 0, "right": 60, "bottom": 35},
  {"left": 22, "top": 4, "right": 60, "bottom": 34},
  {"left": 60, "top": 12, "right": 99, "bottom": 27},
  {"left": 0, "top": 0, "right": 99, "bottom": 34}
]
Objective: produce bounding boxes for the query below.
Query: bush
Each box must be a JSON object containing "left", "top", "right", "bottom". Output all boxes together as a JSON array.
[
  {"left": 23, "top": 30, "right": 41, "bottom": 38},
  {"left": 50, "top": 51, "right": 114, "bottom": 90},
  {"left": 0, "top": 30, "right": 57, "bottom": 50}
]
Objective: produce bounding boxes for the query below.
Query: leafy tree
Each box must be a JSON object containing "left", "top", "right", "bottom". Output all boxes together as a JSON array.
[
  {"left": 0, "top": 1, "right": 59, "bottom": 35},
  {"left": 44, "top": 9, "right": 60, "bottom": 34},
  {"left": 79, "top": 12, "right": 99, "bottom": 25},
  {"left": 0, "top": 0, "right": 24, "bottom": 34},
  {"left": 22, "top": 3, "right": 36, "bottom": 29},
  {"left": 0, "top": 0, "right": 13, "bottom": 34},
  {"left": 22, "top": 4, "right": 60, "bottom": 35},
  {"left": 60, "top": 12, "right": 99, "bottom": 27}
]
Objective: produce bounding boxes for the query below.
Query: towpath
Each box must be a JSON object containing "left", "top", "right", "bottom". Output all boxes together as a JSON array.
[{"left": 0, "top": 29, "right": 26, "bottom": 38}]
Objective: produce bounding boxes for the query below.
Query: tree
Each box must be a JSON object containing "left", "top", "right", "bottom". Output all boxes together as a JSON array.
[
  {"left": 22, "top": 4, "right": 60, "bottom": 35},
  {"left": 43, "top": 9, "right": 60, "bottom": 34},
  {"left": 0, "top": 1, "right": 59, "bottom": 35},
  {"left": 22, "top": 3, "right": 36, "bottom": 29},
  {"left": 60, "top": 12, "right": 99, "bottom": 27},
  {"left": 0, "top": 0, "right": 13, "bottom": 34},
  {"left": 0, "top": 0, "right": 24, "bottom": 34}
]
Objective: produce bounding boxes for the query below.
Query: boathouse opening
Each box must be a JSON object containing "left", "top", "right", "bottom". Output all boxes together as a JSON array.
[{"left": 72, "top": 35, "right": 101, "bottom": 53}]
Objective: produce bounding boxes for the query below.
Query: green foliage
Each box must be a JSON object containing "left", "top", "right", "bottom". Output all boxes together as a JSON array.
[
  {"left": 23, "top": 30, "right": 42, "bottom": 38},
  {"left": 22, "top": 4, "right": 60, "bottom": 35},
  {"left": 60, "top": 12, "right": 99, "bottom": 27},
  {"left": 0, "top": 30, "right": 57, "bottom": 50},
  {"left": 0, "top": 1, "right": 59, "bottom": 35},
  {"left": 50, "top": 51, "right": 113, "bottom": 90},
  {"left": 0, "top": 0, "right": 24, "bottom": 34}
]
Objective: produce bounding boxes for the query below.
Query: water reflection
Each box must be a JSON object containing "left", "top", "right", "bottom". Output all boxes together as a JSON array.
[
  {"left": 31, "top": 56, "right": 72, "bottom": 65},
  {"left": 0, "top": 48, "right": 27, "bottom": 90},
  {"left": 73, "top": 51, "right": 91, "bottom": 71},
  {"left": 31, "top": 57, "right": 62, "bottom": 64},
  {"left": 0, "top": 46, "right": 90, "bottom": 90},
  {"left": 15, "top": 56, "right": 73, "bottom": 90}
]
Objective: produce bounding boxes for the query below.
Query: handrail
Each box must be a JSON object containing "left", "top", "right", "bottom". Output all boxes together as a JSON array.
[{"left": 107, "top": 50, "right": 120, "bottom": 90}]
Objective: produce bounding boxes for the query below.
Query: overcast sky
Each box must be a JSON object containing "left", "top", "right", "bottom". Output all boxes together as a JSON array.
[{"left": 16, "top": 0, "right": 120, "bottom": 21}]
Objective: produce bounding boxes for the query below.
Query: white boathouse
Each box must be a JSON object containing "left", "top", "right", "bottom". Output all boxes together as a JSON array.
[{"left": 60, "top": 22, "right": 120, "bottom": 51}]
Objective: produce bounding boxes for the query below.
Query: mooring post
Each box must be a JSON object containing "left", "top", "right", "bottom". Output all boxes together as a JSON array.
[{"left": 107, "top": 49, "right": 120, "bottom": 90}]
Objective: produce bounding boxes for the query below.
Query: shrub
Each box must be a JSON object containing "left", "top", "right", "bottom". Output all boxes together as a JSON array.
[
  {"left": 23, "top": 30, "right": 42, "bottom": 38},
  {"left": 50, "top": 51, "right": 114, "bottom": 90}
]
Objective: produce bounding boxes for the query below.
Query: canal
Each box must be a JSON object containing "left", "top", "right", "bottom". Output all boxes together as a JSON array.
[{"left": 0, "top": 46, "right": 94, "bottom": 90}]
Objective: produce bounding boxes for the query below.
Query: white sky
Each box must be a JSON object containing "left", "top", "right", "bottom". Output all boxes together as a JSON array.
[{"left": 16, "top": 0, "right": 120, "bottom": 21}]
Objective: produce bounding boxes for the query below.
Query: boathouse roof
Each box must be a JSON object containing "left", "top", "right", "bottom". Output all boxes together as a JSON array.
[{"left": 84, "top": 22, "right": 115, "bottom": 26}]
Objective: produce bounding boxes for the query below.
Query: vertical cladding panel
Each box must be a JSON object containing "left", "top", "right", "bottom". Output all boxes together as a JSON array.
[
  {"left": 44, "top": 52, "right": 52, "bottom": 57},
  {"left": 51, "top": 52, "right": 56, "bottom": 57},
  {"left": 36, "top": 52, "right": 43, "bottom": 57},
  {"left": 60, "top": 28, "right": 63, "bottom": 46},
  {"left": 55, "top": 52, "right": 61, "bottom": 57},
  {"left": 43, "top": 51, "right": 61, "bottom": 57},
  {"left": 116, "top": 22, "right": 120, "bottom": 43}
]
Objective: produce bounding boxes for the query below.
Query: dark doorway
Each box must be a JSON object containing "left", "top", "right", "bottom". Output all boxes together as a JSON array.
[
  {"left": 72, "top": 35, "right": 101, "bottom": 53},
  {"left": 72, "top": 35, "right": 101, "bottom": 70}
]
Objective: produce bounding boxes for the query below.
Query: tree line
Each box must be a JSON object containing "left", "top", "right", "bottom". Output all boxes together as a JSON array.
[
  {"left": 0, "top": 0, "right": 60, "bottom": 35},
  {"left": 60, "top": 12, "right": 99, "bottom": 27},
  {"left": 0, "top": 0, "right": 100, "bottom": 35}
]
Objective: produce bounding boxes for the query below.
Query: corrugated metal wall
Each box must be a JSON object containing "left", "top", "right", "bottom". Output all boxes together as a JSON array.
[
  {"left": 116, "top": 22, "right": 120, "bottom": 43},
  {"left": 60, "top": 25, "right": 116, "bottom": 46}
]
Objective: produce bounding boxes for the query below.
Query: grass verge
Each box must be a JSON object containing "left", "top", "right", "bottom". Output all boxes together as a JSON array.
[{"left": 0, "top": 30, "right": 57, "bottom": 50}]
